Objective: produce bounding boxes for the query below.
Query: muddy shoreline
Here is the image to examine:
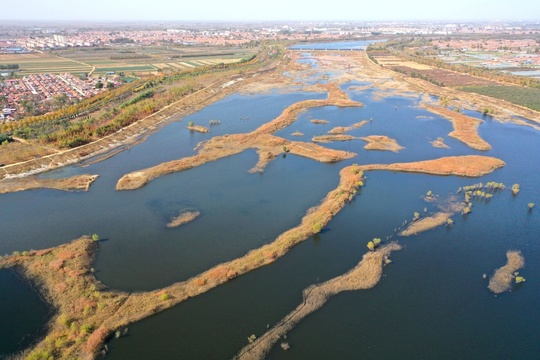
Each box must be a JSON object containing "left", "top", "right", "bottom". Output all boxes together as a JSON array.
[{"left": 0, "top": 174, "right": 98, "bottom": 194}]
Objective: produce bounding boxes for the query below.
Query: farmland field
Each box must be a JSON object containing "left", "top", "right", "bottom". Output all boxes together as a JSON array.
[
  {"left": 0, "top": 53, "right": 91, "bottom": 75},
  {"left": 460, "top": 85, "right": 540, "bottom": 111},
  {"left": 0, "top": 46, "right": 256, "bottom": 76},
  {"left": 370, "top": 52, "right": 498, "bottom": 87}
]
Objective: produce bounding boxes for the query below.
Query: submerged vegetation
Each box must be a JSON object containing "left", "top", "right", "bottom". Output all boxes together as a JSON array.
[{"left": 166, "top": 210, "right": 201, "bottom": 228}]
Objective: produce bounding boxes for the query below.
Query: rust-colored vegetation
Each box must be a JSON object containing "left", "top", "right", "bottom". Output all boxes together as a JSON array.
[
  {"left": 234, "top": 242, "right": 401, "bottom": 360},
  {"left": 0, "top": 174, "right": 98, "bottom": 194},
  {"left": 186, "top": 125, "right": 210, "bottom": 133},
  {"left": 327, "top": 120, "right": 368, "bottom": 134},
  {"left": 361, "top": 135, "right": 404, "bottom": 152},
  {"left": 423, "top": 105, "right": 491, "bottom": 151},
  {"left": 1, "top": 164, "right": 368, "bottom": 359},
  {"left": 358, "top": 155, "right": 505, "bottom": 177},
  {"left": 116, "top": 83, "right": 362, "bottom": 190},
  {"left": 431, "top": 137, "right": 450, "bottom": 149},
  {"left": 312, "top": 134, "right": 358, "bottom": 143}
]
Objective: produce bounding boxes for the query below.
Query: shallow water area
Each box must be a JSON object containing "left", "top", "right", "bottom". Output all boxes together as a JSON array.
[{"left": 290, "top": 40, "right": 384, "bottom": 51}]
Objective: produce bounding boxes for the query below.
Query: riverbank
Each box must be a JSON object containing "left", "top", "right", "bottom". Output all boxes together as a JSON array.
[
  {"left": 0, "top": 174, "right": 98, "bottom": 194},
  {"left": 0, "top": 48, "right": 286, "bottom": 180}
]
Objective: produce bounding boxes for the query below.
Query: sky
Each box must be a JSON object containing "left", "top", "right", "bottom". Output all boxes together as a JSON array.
[{"left": 3, "top": 0, "right": 540, "bottom": 22}]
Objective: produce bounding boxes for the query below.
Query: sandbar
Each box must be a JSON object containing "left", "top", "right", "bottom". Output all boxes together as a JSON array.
[
  {"left": 167, "top": 210, "right": 200, "bottom": 228},
  {"left": 422, "top": 105, "right": 491, "bottom": 151},
  {"left": 234, "top": 242, "right": 401, "bottom": 360},
  {"left": 327, "top": 120, "right": 368, "bottom": 134},
  {"left": 186, "top": 125, "right": 210, "bottom": 133},
  {"left": 361, "top": 135, "right": 404, "bottom": 152},
  {"left": 312, "top": 134, "right": 358, "bottom": 143},
  {"left": 359, "top": 155, "right": 505, "bottom": 177},
  {"left": 399, "top": 212, "right": 451, "bottom": 236},
  {"left": 0, "top": 174, "right": 98, "bottom": 194},
  {"left": 488, "top": 251, "right": 525, "bottom": 294},
  {"left": 117, "top": 83, "right": 361, "bottom": 190}
]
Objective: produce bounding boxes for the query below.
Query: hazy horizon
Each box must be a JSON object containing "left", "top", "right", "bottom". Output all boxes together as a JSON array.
[{"left": 2, "top": 0, "right": 540, "bottom": 23}]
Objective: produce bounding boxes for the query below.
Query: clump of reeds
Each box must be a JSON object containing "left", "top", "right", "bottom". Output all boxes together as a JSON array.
[{"left": 488, "top": 251, "right": 525, "bottom": 294}]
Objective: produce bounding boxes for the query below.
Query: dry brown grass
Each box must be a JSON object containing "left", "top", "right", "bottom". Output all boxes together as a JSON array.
[
  {"left": 310, "top": 119, "right": 330, "bottom": 124},
  {"left": 488, "top": 251, "right": 525, "bottom": 294},
  {"left": 431, "top": 138, "right": 450, "bottom": 149},
  {"left": 375, "top": 56, "right": 433, "bottom": 70},
  {"left": 0, "top": 237, "right": 129, "bottom": 360},
  {"left": 422, "top": 105, "right": 491, "bottom": 151},
  {"left": 186, "top": 125, "right": 210, "bottom": 133},
  {"left": 0, "top": 141, "right": 57, "bottom": 167},
  {"left": 1, "top": 50, "right": 287, "bottom": 179},
  {"left": 361, "top": 135, "right": 404, "bottom": 152},
  {"left": 0, "top": 164, "right": 368, "bottom": 359},
  {"left": 116, "top": 83, "right": 361, "bottom": 190},
  {"left": 327, "top": 120, "right": 368, "bottom": 134},
  {"left": 359, "top": 155, "right": 505, "bottom": 177},
  {"left": 399, "top": 212, "right": 452, "bottom": 236},
  {"left": 166, "top": 210, "right": 200, "bottom": 228},
  {"left": 0, "top": 174, "right": 98, "bottom": 194},
  {"left": 312, "top": 134, "right": 358, "bottom": 143},
  {"left": 233, "top": 242, "right": 401, "bottom": 360}
]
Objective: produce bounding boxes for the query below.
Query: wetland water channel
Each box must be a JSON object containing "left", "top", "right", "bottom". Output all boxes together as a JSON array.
[{"left": 1, "top": 42, "right": 540, "bottom": 359}]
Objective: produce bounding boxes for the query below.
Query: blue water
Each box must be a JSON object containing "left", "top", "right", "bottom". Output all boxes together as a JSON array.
[
  {"left": 290, "top": 40, "right": 384, "bottom": 51},
  {"left": 0, "top": 269, "right": 52, "bottom": 357},
  {"left": 1, "top": 44, "right": 540, "bottom": 359},
  {"left": 510, "top": 70, "right": 540, "bottom": 77}
]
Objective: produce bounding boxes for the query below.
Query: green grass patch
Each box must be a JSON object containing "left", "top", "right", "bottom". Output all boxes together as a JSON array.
[
  {"left": 95, "top": 65, "right": 156, "bottom": 73},
  {"left": 460, "top": 85, "right": 540, "bottom": 112}
]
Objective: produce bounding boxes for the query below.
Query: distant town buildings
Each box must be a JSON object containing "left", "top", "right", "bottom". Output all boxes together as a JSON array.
[
  {"left": 1, "top": 21, "right": 537, "bottom": 53},
  {"left": 0, "top": 74, "right": 117, "bottom": 122},
  {"left": 1, "top": 21, "right": 540, "bottom": 122}
]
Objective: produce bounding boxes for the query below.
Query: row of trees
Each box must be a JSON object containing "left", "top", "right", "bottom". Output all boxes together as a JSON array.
[
  {"left": 0, "top": 63, "right": 19, "bottom": 70},
  {"left": 368, "top": 38, "right": 540, "bottom": 89},
  {"left": 1, "top": 43, "right": 280, "bottom": 150}
]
